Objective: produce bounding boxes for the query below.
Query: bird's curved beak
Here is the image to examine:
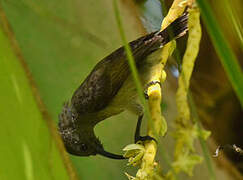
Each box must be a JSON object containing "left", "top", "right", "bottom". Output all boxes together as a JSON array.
[{"left": 96, "top": 147, "right": 126, "bottom": 159}]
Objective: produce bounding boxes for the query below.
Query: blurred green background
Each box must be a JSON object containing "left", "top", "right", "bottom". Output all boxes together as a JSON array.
[{"left": 0, "top": 0, "right": 242, "bottom": 180}]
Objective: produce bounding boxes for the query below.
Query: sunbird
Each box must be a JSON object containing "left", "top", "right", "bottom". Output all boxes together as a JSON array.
[{"left": 58, "top": 12, "right": 188, "bottom": 159}]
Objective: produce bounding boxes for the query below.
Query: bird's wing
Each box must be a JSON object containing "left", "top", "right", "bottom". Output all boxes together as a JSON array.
[
  {"left": 71, "top": 63, "right": 113, "bottom": 113},
  {"left": 70, "top": 32, "right": 165, "bottom": 114},
  {"left": 70, "top": 34, "right": 159, "bottom": 114},
  {"left": 71, "top": 13, "right": 188, "bottom": 114}
]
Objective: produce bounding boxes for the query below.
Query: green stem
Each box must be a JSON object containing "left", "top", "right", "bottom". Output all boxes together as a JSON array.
[{"left": 112, "top": 0, "right": 151, "bottom": 121}]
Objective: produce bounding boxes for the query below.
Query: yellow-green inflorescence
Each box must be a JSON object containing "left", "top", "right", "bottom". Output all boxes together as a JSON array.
[
  {"left": 123, "top": 1, "right": 211, "bottom": 180},
  {"left": 167, "top": 4, "right": 211, "bottom": 180}
]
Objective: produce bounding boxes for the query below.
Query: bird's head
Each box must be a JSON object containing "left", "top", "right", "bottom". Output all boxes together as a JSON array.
[{"left": 58, "top": 102, "right": 125, "bottom": 159}]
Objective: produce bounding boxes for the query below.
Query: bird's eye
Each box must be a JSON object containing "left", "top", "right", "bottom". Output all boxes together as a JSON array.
[{"left": 80, "top": 143, "right": 88, "bottom": 151}]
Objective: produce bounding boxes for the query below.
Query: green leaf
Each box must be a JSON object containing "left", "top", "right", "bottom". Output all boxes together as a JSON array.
[
  {"left": 197, "top": 0, "right": 243, "bottom": 107},
  {"left": 123, "top": 144, "right": 145, "bottom": 166},
  {"left": 0, "top": 26, "right": 69, "bottom": 180},
  {"left": 1, "top": 0, "right": 143, "bottom": 179}
]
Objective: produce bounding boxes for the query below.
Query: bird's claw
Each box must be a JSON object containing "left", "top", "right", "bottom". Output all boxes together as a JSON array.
[
  {"left": 144, "top": 80, "right": 161, "bottom": 99},
  {"left": 135, "top": 135, "right": 157, "bottom": 144}
]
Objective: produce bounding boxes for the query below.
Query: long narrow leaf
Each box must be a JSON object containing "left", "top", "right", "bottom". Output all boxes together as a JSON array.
[
  {"left": 0, "top": 23, "right": 70, "bottom": 180},
  {"left": 197, "top": 0, "right": 243, "bottom": 107}
]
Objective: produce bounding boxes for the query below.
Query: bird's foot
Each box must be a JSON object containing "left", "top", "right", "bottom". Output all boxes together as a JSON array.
[
  {"left": 135, "top": 135, "right": 157, "bottom": 144},
  {"left": 144, "top": 80, "right": 161, "bottom": 99},
  {"left": 134, "top": 115, "right": 157, "bottom": 144}
]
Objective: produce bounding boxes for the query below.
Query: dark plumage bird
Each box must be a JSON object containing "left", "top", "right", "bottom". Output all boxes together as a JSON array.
[{"left": 58, "top": 12, "right": 188, "bottom": 159}]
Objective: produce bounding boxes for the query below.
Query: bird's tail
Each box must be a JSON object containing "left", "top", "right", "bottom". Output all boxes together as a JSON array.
[
  {"left": 114, "top": 12, "right": 189, "bottom": 67},
  {"left": 158, "top": 11, "right": 189, "bottom": 44}
]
